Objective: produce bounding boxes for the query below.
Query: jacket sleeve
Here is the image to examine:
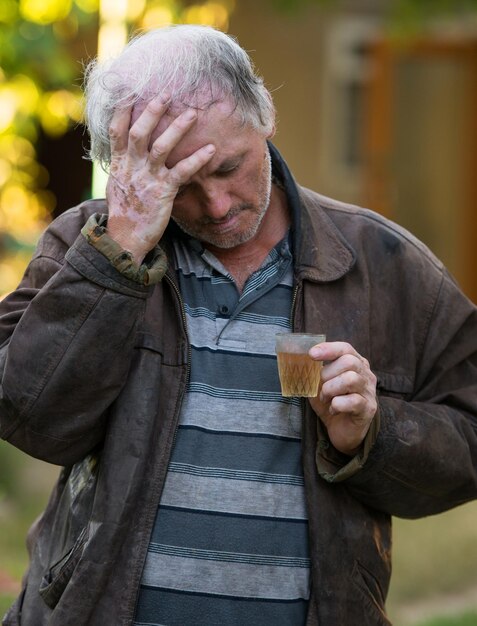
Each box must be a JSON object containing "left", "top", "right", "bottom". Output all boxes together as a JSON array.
[
  {"left": 0, "top": 209, "right": 162, "bottom": 466},
  {"left": 315, "top": 268, "right": 477, "bottom": 519}
]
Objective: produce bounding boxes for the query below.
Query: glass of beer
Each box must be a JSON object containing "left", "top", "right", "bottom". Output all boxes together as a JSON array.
[{"left": 275, "top": 333, "right": 326, "bottom": 397}]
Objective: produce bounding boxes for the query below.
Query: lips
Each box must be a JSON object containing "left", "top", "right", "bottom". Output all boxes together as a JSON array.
[
  {"left": 202, "top": 203, "right": 251, "bottom": 227},
  {"left": 206, "top": 213, "right": 240, "bottom": 231}
]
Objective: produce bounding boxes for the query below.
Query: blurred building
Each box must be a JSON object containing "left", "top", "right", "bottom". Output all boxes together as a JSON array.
[{"left": 229, "top": 0, "right": 477, "bottom": 302}]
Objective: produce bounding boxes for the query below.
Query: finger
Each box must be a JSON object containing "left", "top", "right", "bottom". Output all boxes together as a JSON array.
[
  {"left": 109, "top": 105, "right": 133, "bottom": 158},
  {"left": 147, "top": 108, "right": 200, "bottom": 169},
  {"left": 168, "top": 143, "right": 217, "bottom": 186},
  {"left": 320, "top": 370, "right": 363, "bottom": 402},
  {"left": 127, "top": 95, "right": 171, "bottom": 156},
  {"left": 309, "top": 341, "right": 360, "bottom": 362},
  {"left": 320, "top": 355, "right": 374, "bottom": 387},
  {"left": 329, "top": 393, "right": 375, "bottom": 418}
]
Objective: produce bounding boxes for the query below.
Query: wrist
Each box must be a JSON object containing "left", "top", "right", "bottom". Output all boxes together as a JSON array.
[
  {"left": 106, "top": 218, "right": 150, "bottom": 266},
  {"left": 81, "top": 213, "right": 168, "bottom": 285}
]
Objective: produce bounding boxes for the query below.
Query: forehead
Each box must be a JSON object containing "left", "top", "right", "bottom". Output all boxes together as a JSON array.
[{"left": 131, "top": 98, "right": 260, "bottom": 167}]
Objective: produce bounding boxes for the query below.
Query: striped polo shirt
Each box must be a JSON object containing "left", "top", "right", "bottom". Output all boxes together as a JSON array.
[{"left": 134, "top": 232, "right": 310, "bottom": 626}]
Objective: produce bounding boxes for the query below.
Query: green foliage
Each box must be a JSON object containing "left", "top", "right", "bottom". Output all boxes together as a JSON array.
[
  {"left": 416, "top": 612, "right": 477, "bottom": 626},
  {"left": 265, "top": 0, "right": 477, "bottom": 24},
  {"left": 0, "top": 594, "right": 16, "bottom": 619},
  {"left": 0, "top": 440, "right": 21, "bottom": 498},
  {"left": 0, "top": 1, "right": 98, "bottom": 92},
  {"left": 0, "top": 0, "right": 99, "bottom": 275},
  {"left": 264, "top": 0, "right": 334, "bottom": 13},
  {"left": 387, "top": 0, "right": 477, "bottom": 34}
]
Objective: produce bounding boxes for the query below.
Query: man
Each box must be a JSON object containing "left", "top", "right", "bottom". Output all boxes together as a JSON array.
[{"left": 1, "top": 25, "right": 477, "bottom": 626}]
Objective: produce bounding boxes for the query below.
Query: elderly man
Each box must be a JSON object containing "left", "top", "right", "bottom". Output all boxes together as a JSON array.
[{"left": 1, "top": 25, "right": 477, "bottom": 626}]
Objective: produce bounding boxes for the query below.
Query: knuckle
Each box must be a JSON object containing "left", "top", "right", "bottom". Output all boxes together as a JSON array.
[
  {"left": 128, "top": 127, "right": 142, "bottom": 142},
  {"left": 109, "top": 124, "right": 120, "bottom": 139},
  {"left": 341, "top": 353, "right": 357, "bottom": 370},
  {"left": 343, "top": 372, "right": 359, "bottom": 394},
  {"left": 145, "top": 99, "right": 163, "bottom": 115},
  {"left": 362, "top": 356, "right": 371, "bottom": 369},
  {"left": 149, "top": 145, "right": 166, "bottom": 160}
]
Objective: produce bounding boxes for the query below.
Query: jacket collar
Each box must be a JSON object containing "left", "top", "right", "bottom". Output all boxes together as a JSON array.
[{"left": 269, "top": 142, "right": 356, "bottom": 283}]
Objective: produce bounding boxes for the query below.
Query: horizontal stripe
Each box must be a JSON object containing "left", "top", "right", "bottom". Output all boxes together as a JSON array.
[
  {"left": 184, "top": 304, "right": 291, "bottom": 329},
  {"left": 168, "top": 462, "right": 304, "bottom": 486},
  {"left": 177, "top": 265, "right": 292, "bottom": 307},
  {"left": 160, "top": 472, "right": 308, "bottom": 519},
  {"left": 184, "top": 304, "right": 216, "bottom": 320},
  {"left": 187, "top": 344, "right": 281, "bottom": 388},
  {"left": 178, "top": 395, "right": 302, "bottom": 438},
  {"left": 237, "top": 281, "right": 294, "bottom": 309},
  {"left": 149, "top": 507, "right": 309, "bottom": 555},
  {"left": 234, "top": 310, "right": 290, "bottom": 327},
  {"left": 186, "top": 315, "right": 290, "bottom": 355},
  {"left": 186, "top": 382, "right": 281, "bottom": 401},
  {"left": 148, "top": 543, "right": 311, "bottom": 568},
  {"left": 134, "top": 586, "right": 308, "bottom": 626},
  {"left": 176, "top": 270, "right": 232, "bottom": 284},
  {"left": 140, "top": 553, "right": 310, "bottom": 600},
  {"left": 241, "top": 261, "right": 287, "bottom": 298},
  {"left": 191, "top": 345, "right": 279, "bottom": 359},
  {"left": 171, "top": 428, "right": 304, "bottom": 475},
  {"left": 210, "top": 274, "right": 233, "bottom": 284},
  {"left": 188, "top": 348, "right": 281, "bottom": 390}
]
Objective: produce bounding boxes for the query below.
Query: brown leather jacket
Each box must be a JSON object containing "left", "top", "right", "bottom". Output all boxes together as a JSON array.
[{"left": 2, "top": 150, "right": 477, "bottom": 625}]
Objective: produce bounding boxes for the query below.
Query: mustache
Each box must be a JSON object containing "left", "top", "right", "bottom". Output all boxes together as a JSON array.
[{"left": 199, "top": 203, "right": 254, "bottom": 225}]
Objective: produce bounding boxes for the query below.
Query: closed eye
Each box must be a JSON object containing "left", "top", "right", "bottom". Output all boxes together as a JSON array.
[
  {"left": 215, "top": 165, "right": 239, "bottom": 177},
  {"left": 214, "top": 156, "right": 243, "bottom": 177}
]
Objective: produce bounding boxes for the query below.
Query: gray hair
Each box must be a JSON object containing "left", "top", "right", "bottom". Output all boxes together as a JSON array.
[{"left": 84, "top": 25, "right": 275, "bottom": 168}]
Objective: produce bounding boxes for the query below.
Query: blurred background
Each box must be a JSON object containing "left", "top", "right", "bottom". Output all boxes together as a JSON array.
[{"left": 1, "top": 0, "right": 477, "bottom": 624}]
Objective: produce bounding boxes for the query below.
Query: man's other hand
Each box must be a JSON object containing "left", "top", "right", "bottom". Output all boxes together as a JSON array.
[{"left": 308, "top": 342, "right": 377, "bottom": 456}]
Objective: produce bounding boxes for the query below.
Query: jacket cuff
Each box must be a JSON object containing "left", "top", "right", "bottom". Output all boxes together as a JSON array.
[
  {"left": 81, "top": 213, "right": 168, "bottom": 285},
  {"left": 315, "top": 406, "right": 381, "bottom": 482}
]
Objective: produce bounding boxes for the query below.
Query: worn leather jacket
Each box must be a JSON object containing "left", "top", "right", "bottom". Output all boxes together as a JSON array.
[{"left": 2, "top": 149, "right": 477, "bottom": 626}]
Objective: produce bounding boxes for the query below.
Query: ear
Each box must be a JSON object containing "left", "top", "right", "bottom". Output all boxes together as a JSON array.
[{"left": 266, "top": 122, "right": 276, "bottom": 140}]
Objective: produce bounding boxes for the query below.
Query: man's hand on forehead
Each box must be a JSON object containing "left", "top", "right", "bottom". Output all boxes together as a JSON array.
[
  {"left": 115, "top": 96, "right": 195, "bottom": 157},
  {"left": 105, "top": 94, "right": 216, "bottom": 265},
  {"left": 130, "top": 96, "right": 186, "bottom": 145}
]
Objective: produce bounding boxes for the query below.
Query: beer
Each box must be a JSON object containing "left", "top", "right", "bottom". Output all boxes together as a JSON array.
[
  {"left": 276, "top": 351, "right": 322, "bottom": 397},
  {"left": 275, "top": 333, "right": 326, "bottom": 398}
]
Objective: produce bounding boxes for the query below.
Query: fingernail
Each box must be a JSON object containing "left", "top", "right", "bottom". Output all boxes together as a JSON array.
[
  {"left": 184, "top": 109, "right": 197, "bottom": 121},
  {"left": 310, "top": 347, "right": 323, "bottom": 359}
]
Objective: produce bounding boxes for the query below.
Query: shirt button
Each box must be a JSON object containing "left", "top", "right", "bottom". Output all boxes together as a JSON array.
[{"left": 219, "top": 305, "right": 229, "bottom": 314}]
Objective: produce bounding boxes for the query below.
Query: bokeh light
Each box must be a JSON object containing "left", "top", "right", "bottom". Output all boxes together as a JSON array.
[
  {"left": 182, "top": 2, "right": 230, "bottom": 29},
  {"left": 20, "top": 0, "right": 73, "bottom": 25},
  {"left": 0, "top": 0, "right": 98, "bottom": 298},
  {"left": 0, "top": 0, "right": 235, "bottom": 298}
]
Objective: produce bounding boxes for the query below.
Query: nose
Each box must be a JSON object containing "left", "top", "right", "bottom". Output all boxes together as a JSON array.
[{"left": 200, "top": 181, "right": 232, "bottom": 220}]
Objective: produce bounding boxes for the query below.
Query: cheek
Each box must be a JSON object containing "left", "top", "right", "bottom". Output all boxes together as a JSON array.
[
  {"left": 171, "top": 198, "right": 199, "bottom": 222},
  {"left": 237, "top": 167, "right": 263, "bottom": 196}
]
